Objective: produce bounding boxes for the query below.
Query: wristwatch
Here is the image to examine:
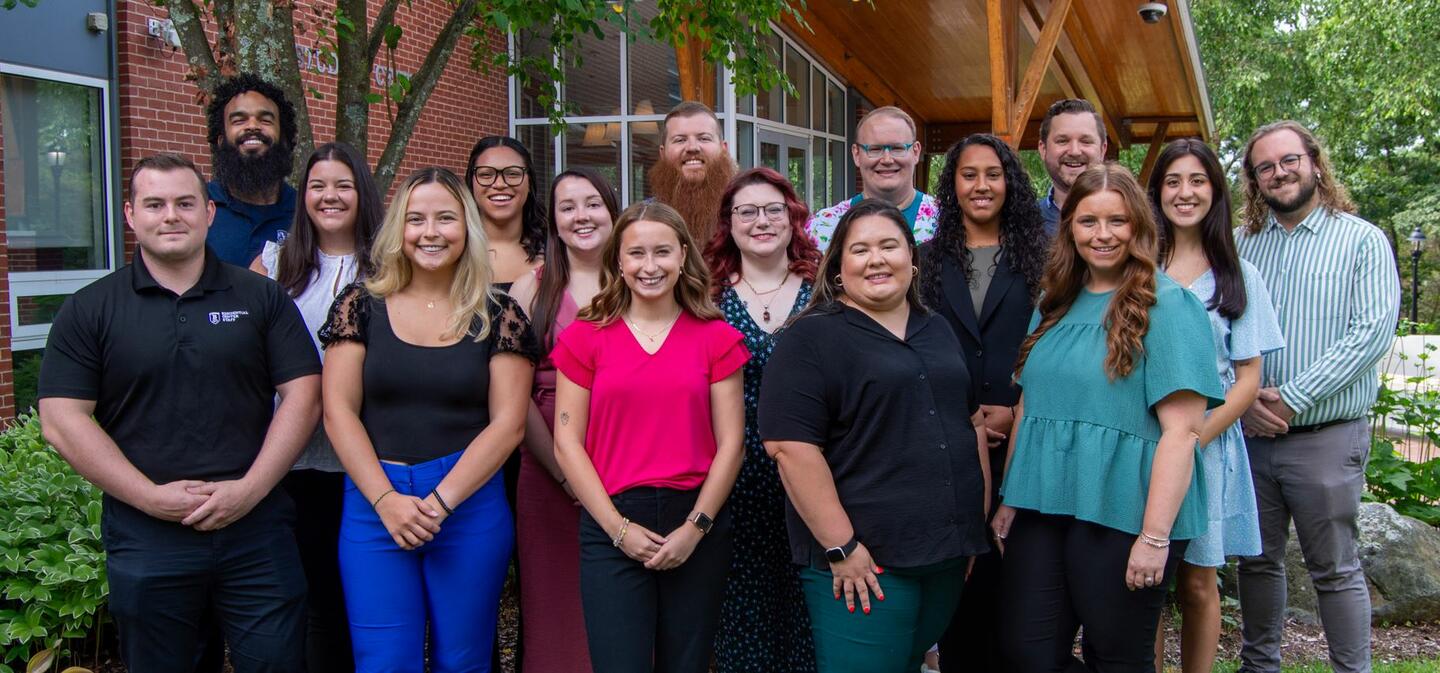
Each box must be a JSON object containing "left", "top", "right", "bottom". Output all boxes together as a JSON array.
[
  {"left": 689, "top": 511, "right": 714, "bottom": 535},
  {"left": 825, "top": 536, "right": 860, "bottom": 563}
]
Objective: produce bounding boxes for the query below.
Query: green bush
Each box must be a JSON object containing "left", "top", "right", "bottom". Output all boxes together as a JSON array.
[{"left": 0, "top": 414, "right": 106, "bottom": 673}]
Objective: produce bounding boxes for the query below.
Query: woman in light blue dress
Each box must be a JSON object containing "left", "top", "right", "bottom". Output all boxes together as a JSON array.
[{"left": 1147, "top": 139, "right": 1284, "bottom": 673}]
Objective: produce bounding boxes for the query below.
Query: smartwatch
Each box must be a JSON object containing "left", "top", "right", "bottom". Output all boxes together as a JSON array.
[
  {"left": 824, "top": 536, "right": 860, "bottom": 563},
  {"left": 689, "top": 511, "right": 714, "bottom": 535}
]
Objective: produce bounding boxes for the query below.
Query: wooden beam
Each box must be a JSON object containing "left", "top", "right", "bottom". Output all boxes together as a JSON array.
[
  {"left": 673, "top": 22, "right": 717, "bottom": 109},
  {"left": 987, "top": 0, "right": 1018, "bottom": 144},
  {"left": 1137, "top": 122, "right": 1171, "bottom": 184},
  {"left": 929, "top": 119, "right": 1044, "bottom": 150},
  {"left": 1122, "top": 115, "right": 1198, "bottom": 126},
  {"left": 1010, "top": 0, "right": 1072, "bottom": 140},
  {"left": 1169, "top": 0, "right": 1216, "bottom": 142},
  {"left": 1019, "top": 0, "right": 1125, "bottom": 149},
  {"left": 779, "top": 10, "right": 915, "bottom": 119},
  {"left": 1041, "top": 0, "right": 1128, "bottom": 148},
  {"left": 1019, "top": 8, "right": 1076, "bottom": 98}
]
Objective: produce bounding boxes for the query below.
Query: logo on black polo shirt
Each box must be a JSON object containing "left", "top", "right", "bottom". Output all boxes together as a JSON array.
[{"left": 207, "top": 310, "right": 250, "bottom": 324}]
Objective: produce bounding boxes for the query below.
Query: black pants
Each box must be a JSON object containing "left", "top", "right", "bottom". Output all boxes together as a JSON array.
[
  {"left": 940, "top": 443, "right": 1007, "bottom": 673},
  {"left": 102, "top": 491, "right": 307, "bottom": 673},
  {"left": 579, "top": 487, "right": 733, "bottom": 673},
  {"left": 282, "top": 469, "right": 353, "bottom": 673},
  {"left": 1000, "top": 510, "right": 1185, "bottom": 673}
]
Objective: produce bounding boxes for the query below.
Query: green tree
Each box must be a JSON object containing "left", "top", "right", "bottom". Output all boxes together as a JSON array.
[{"left": 5, "top": 0, "right": 807, "bottom": 192}]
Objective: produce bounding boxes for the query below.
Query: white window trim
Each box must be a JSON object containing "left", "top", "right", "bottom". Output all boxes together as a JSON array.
[{"left": 0, "top": 62, "right": 117, "bottom": 350}]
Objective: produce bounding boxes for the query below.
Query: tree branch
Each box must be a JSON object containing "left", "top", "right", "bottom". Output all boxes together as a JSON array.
[
  {"left": 366, "top": 0, "right": 403, "bottom": 62},
  {"left": 374, "top": 0, "right": 479, "bottom": 192},
  {"left": 213, "top": 0, "right": 237, "bottom": 74},
  {"left": 335, "top": 0, "right": 373, "bottom": 157},
  {"left": 164, "top": 0, "right": 222, "bottom": 94}
]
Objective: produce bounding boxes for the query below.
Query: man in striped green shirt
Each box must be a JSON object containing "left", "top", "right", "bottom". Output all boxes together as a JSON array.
[{"left": 1233, "top": 121, "right": 1398, "bottom": 673}]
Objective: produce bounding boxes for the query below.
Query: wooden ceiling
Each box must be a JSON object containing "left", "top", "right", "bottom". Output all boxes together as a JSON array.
[{"left": 781, "top": 0, "right": 1213, "bottom": 150}]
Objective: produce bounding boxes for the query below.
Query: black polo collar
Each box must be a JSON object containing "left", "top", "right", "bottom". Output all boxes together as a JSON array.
[{"left": 130, "top": 246, "right": 233, "bottom": 296}]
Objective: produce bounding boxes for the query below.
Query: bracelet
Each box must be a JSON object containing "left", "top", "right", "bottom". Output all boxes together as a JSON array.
[
  {"left": 612, "top": 518, "right": 631, "bottom": 548},
  {"left": 371, "top": 488, "right": 396, "bottom": 508},
  {"left": 1139, "top": 531, "right": 1171, "bottom": 549},
  {"left": 431, "top": 489, "right": 454, "bottom": 516}
]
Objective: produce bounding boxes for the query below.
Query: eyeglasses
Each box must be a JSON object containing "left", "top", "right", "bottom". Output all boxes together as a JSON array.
[
  {"left": 1252, "top": 153, "right": 1307, "bottom": 180},
  {"left": 731, "top": 202, "right": 788, "bottom": 224},
  {"left": 472, "top": 165, "right": 527, "bottom": 187},
  {"left": 856, "top": 142, "right": 916, "bottom": 159}
]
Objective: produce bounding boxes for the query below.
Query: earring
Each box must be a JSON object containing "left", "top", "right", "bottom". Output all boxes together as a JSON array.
[
  {"left": 911, "top": 265, "right": 919, "bottom": 275},
  {"left": 833, "top": 274, "right": 843, "bottom": 286}
]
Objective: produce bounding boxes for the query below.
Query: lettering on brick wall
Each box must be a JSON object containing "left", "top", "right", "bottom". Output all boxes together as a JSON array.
[{"left": 294, "top": 44, "right": 412, "bottom": 87}]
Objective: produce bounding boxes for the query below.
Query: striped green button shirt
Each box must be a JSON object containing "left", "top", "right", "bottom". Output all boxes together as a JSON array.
[{"left": 1234, "top": 207, "right": 1400, "bottom": 427}]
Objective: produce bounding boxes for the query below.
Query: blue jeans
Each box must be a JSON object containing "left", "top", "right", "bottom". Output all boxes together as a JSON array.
[{"left": 339, "top": 451, "right": 514, "bottom": 673}]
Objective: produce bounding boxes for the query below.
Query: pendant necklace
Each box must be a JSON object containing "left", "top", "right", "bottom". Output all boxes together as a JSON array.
[
  {"left": 627, "top": 310, "right": 682, "bottom": 343},
  {"left": 740, "top": 271, "right": 790, "bottom": 323}
]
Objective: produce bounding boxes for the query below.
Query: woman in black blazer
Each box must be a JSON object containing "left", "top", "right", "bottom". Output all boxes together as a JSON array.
[{"left": 919, "top": 133, "right": 1049, "bottom": 673}]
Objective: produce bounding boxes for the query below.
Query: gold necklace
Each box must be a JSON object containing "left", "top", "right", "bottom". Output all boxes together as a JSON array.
[
  {"left": 740, "top": 271, "right": 790, "bottom": 323},
  {"left": 626, "top": 310, "right": 682, "bottom": 343}
]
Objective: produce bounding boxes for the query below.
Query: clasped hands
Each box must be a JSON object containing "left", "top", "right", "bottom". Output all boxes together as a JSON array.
[
  {"left": 1242, "top": 387, "right": 1294, "bottom": 438},
  {"left": 145, "top": 478, "right": 266, "bottom": 532},
  {"left": 613, "top": 519, "right": 704, "bottom": 570}
]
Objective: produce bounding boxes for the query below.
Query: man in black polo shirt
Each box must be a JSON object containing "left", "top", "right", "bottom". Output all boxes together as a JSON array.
[{"left": 38, "top": 153, "right": 321, "bottom": 673}]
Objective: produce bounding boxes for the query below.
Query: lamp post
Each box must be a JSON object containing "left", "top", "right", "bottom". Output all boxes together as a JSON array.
[
  {"left": 46, "top": 144, "right": 67, "bottom": 229},
  {"left": 1409, "top": 225, "right": 1427, "bottom": 331}
]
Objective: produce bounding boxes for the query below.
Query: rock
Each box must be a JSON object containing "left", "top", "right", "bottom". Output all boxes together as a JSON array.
[
  {"left": 1356, "top": 502, "right": 1440, "bottom": 624},
  {"left": 1274, "top": 502, "right": 1440, "bottom": 625}
]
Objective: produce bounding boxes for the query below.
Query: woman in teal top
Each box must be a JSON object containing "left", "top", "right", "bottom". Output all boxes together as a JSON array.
[{"left": 990, "top": 163, "right": 1223, "bottom": 673}]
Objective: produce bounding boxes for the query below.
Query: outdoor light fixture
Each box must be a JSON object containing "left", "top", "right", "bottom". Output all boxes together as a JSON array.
[
  {"left": 47, "top": 143, "right": 67, "bottom": 228},
  {"left": 1409, "top": 225, "right": 1427, "bottom": 329}
]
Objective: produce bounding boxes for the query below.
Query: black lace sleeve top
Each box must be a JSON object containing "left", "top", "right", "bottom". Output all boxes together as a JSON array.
[{"left": 319, "top": 283, "right": 539, "bottom": 464}]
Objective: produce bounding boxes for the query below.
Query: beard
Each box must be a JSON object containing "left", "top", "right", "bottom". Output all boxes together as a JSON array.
[
  {"left": 1261, "top": 172, "right": 1320, "bottom": 215},
  {"left": 212, "top": 132, "right": 294, "bottom": 197},
  {"left": 648, "top": 154, "right": 736, "bottom": 246}
]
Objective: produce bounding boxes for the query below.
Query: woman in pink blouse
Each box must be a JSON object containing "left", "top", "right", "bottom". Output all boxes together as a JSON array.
[{"left": 552, "top": 201, "right": 747, "bottom": 673}]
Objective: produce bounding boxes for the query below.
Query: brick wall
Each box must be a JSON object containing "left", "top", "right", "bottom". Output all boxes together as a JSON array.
[{"left": 117, "top": 0, "right": 511, "bottom": 259}]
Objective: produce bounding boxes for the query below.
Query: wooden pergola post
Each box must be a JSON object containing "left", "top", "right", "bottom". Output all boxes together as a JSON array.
[
  {"left": 1138, "top": 122, "right": 1172, "bottom": 184},
  {"left": 674, "top": 21, "right": 717, "bottom": 110}
]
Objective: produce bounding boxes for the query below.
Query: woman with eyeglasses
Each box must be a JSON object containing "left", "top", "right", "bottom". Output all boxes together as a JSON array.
[
  {"left": 703, "top": 167, "right": 822, "bottom": 673},
  {"left": 465, "top": 136, "right": 546, "bottom": 670}
]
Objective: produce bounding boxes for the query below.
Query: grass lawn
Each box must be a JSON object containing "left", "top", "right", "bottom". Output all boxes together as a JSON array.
[{"left": 1209, "top": 659, "right": 1440, "bottom": 673}]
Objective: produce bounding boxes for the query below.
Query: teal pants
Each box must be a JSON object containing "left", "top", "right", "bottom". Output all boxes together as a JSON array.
[{"left": 800, "top": 557, "right": 967, "bottom": 673}]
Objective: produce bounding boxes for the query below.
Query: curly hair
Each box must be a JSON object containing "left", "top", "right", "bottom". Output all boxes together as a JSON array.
[
  {"left": 1015, "top": 163, "right": 1158, "bottom": 380},
  {"left": 1239, "top": 120, "right": 1355, "bottom": 234},
  {"left": 577, "top": 201, "right": 721, "bottom": 325},
  {"left": 205, "top": 73, "right": 298, "bottom": 150},
  {"left": 920, "top": 134, "right": 1048, "bottom": 309},
  {"left": 465, "top": 136, "right": 547, "bottom": 262},
  {"left": 703, "top": 167, "right": 821, "bottom": 299}
]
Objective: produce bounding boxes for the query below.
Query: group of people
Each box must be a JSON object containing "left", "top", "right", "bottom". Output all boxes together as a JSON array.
[{"left": 34, "top": 71, "right": 1398, "bottom": 673}]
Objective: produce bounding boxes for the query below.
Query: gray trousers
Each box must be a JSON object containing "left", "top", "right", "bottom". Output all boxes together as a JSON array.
[{"left": 1237, "top": 419, "right": 1371, "bottom": 673}]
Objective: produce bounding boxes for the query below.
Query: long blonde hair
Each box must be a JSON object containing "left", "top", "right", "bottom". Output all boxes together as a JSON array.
[
  {"left": 1015, "top": 163, "right": 1158, "bottom": 380},
  {"left": 578, "top": 201, "right": 721, "bottom": 325},
  {"left": 366, "top": 167, "right": 495, "bottom": 341}
]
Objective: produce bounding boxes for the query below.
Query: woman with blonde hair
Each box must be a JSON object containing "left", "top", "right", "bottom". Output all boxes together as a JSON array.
[
  {"left": 552, "top": 201, "right": 747, "bottom": 673},
  {"left": 991, "top": 163, "right": 1223, "bottom": 673},
  {"left": 319, "top": 167, "right": 538, "bottom": 672}
]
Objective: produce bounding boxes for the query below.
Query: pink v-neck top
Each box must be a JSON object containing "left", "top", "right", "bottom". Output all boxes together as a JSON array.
[{"left": 551, "top": 312, "right": 749, "bottom": 495}]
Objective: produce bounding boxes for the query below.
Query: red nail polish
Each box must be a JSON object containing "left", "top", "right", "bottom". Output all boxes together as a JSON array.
[
  {"left": 878, "top": 594, "right": 885, "bottom": 601},
  {"left": 863, "top": 606, "right": 870, "bottom": 615},
  {"left": 875, "top": 566, "right": 885, "bottom": 574},
  {"left": 848, "top": 605, "right": 854, "bottom": 613},
  {"left": 834, "top": 593, "right": 840, "bottom": 600}
]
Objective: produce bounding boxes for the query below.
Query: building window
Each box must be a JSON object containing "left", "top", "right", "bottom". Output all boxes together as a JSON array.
[
  {"left": 511, "top": 19, "right": 847, "bottom": 210},
  {"left": 0, "top": 65, "right": 116, "bottom": 352}
]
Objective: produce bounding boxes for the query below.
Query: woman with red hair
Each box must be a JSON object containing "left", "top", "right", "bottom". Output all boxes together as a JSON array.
[{"left": 704, "top": 167, "right": 822, "bottom": 672}]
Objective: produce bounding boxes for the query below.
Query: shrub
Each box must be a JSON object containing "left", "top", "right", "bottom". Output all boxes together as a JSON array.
[{"left": 0, "top": 414, "right": 106, "bottom": 673}]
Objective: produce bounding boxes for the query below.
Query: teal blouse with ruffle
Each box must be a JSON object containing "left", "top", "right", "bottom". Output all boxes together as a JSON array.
[{"left": 1001, "top": 274, "right": 1224, "bottom": 540}]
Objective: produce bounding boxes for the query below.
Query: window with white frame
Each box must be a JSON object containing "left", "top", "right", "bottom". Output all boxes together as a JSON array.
[{"left": 511, "top": 11, "right": 849, "bottom": 211}]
